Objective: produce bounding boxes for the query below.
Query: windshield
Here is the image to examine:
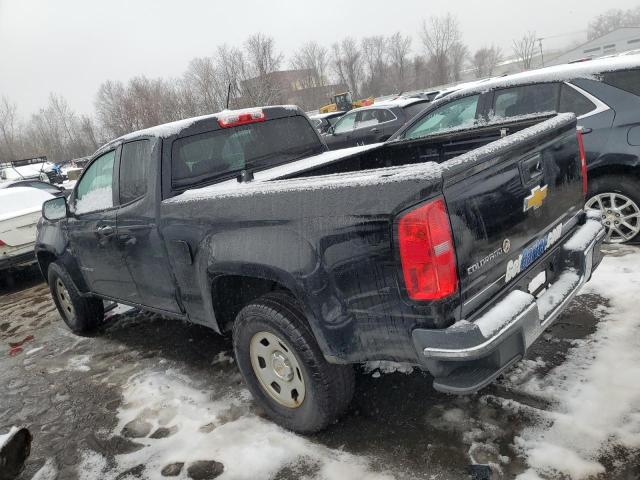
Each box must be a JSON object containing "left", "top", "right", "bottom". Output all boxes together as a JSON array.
[{"left": 171, "top": 116, "right": 323, "bottom": 189}]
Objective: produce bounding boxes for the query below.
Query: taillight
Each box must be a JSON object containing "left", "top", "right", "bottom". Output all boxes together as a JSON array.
[
  {"left": 577, "top": 129, "right": 588, "bottom": 196},
  {"left": 217, "top": 109, "right": 265, "bottom": 128},
  {"left": 0, "top": 239, "right": 5, "bottom": 246},
  {"left": 397, "top": 198, "right": 458, "bottom": 301}
]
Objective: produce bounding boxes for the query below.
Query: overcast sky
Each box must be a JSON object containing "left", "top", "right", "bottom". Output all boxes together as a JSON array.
[{"left": 0, "top": 0, "right": 637, "bottom": 116}]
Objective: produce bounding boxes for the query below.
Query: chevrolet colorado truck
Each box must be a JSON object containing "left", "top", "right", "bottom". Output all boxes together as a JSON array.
[{"left": 35, "top": 106, "right": 605, "bottom": 432}]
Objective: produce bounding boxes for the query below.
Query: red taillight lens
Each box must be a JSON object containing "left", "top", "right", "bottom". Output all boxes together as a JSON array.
[
  {"left": 577, "top": 129, "right": 588, "bottom": 196},
  {"left": 397, "top": 198, "right": 458, "bottom": 301},
  {"left": 217, "top": 109, "right": 265, "bottom": 128},
  {"left": 0, "top": 239, "right": 5, "bottom": 246}
]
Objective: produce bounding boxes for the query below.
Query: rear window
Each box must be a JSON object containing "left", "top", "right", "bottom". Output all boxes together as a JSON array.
[
  {"left": 171, "top": 116, "right": 323, "bottom": 189},
  {"left": 559, "top": 84, "right": 597, "bottom": 117},
  {"left": 601, "top": 69, "right": 640, "bottom": 97},
  {"left": 403, "top": 102, "right": 429, "bottom": 120}
]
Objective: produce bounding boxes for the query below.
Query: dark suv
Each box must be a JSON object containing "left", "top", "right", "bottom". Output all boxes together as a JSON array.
[
  {"left": 323, "top": 97, "right": 430, "bottom": 150},
  {"left": 390, "top": 56, "right": 640, "bottom": 243}
]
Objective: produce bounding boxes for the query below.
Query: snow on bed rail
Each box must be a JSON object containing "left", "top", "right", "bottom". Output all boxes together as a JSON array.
[{"left": 441, "top": 113, "right": 575, "bottom": 172}]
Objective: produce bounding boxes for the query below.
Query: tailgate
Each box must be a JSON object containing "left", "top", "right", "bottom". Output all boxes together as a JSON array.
[{"left": 442, "top": 113, "right": 584, "bottom": 318}]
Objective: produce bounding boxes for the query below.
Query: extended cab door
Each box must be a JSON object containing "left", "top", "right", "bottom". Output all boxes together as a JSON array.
[
  {"left": 67, "top": 149, "right": 137, "bottom": 299},
  {"left": 115, "top": 139, "right": 181, "bottom": 314}
]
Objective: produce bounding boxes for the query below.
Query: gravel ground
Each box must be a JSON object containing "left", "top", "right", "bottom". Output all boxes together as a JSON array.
[{"left": 1, "top": 246, "right": 639, "bottom": 480}]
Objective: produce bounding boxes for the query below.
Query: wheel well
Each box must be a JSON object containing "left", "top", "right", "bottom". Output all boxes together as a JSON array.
[
  {"left": 589, "top": 164, "right": 640, "bottom": 184},
  {"left": 36, "top": 251, "right": 57, "bottom": 283},
  {"left": 211, "top": 275, "right": 294, "bottom": 333}
]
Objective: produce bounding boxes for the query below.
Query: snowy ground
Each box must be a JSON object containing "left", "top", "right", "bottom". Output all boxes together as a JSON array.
[{"left": 1, "top": 245, "right": 640, "bottom": 479}]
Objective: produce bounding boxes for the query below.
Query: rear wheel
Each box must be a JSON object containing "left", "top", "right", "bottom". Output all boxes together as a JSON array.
[
  {"left": 232, "top": 292, "right": 355, "bottom": 433},
  {"left": 48, "top": 262, "right": 104, "bottom": 334},
  {"left": 586, "top": 176, "right": 640, "bottom": 243}
]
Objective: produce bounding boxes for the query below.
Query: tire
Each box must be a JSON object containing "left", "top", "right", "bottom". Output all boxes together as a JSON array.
[
  {"left": 586, "top": 175, "right": 640, "bottom": 244},
  {"left": 48, "top": 262, "right": 104, "bottom": 334},
  {"left": 232, "top": 292, "right": 355, "bottom": 433}
]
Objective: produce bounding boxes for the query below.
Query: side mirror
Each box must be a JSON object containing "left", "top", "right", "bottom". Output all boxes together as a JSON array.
[{"left": 42, "top": 197, "right": 68, "bottom": 221}]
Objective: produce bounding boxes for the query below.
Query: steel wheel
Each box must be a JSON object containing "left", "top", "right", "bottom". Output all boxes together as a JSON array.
[
  {"left": 249, "top": 331, "right": 306, "bottom": 408},
  {"left": 55, "top": 278, "right": 75, "bottom": 321},
  {"left": 586, "top": 192, "right": 640, "bottom": 243}
]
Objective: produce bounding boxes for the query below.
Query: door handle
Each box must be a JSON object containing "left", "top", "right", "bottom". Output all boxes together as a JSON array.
[
  {"left": 370, "top": 127, "right": 380, "bottom": 133},
  {"left": 579, "top": 127, "right": 593, "bottom": 135},
  {"left": 96, "top": 225, "right": 114, "bottom": 237}
]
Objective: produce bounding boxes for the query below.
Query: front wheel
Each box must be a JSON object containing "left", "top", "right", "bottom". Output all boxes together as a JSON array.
[
  {"left": 232, "top": 292, "right": 355, "bottom": 433},
  {"left": 586, "top": 175, "right": 640, "bottom": 244},
  {"left": 48, "top": 262, "right": 104, "bottom": 334}
]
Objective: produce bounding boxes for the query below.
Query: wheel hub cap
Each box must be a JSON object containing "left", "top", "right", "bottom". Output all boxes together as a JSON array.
[
  {"left": 249, "top": 331, "right": 306, "bottom": 408},
  {"left": 586, "top": 192, "right": 640, "bottom": 243},
  {"left": 55, "top": 279, "right": 75, "bottom": 320},
  {"left": 271, "top": 352, "right": 293, "bottom": 381}
]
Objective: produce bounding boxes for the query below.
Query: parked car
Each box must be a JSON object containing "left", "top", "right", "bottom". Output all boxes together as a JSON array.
[
  {"left": 0, "top": 180, "right": 69, "bottom": 198},
  {"left": 390, "top": 54, "right": 640, "bottom": 243},
  {"left": 0, "top": 164, "right": 51, "bottom": 183},
  {"left": 36, "top": 106, "right": 603, "bottom": 433},
  {"left": 1, "top": 187, "right": 55, "bottom": 284},
  {"left": 308, "top": 111, "right": 344, "bottom": 134},
  {"left": 322, "top": 97, "right": 430, "bottom": 150}
]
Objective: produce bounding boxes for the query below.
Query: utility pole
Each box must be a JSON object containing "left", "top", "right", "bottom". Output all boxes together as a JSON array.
[{"left": 537, "top": 38, "right": 545, "bottom": 67}]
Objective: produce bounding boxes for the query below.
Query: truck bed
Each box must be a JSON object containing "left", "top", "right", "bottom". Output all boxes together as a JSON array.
[{"left": 162, "top": 112, "right": 583, "bottom": 368}]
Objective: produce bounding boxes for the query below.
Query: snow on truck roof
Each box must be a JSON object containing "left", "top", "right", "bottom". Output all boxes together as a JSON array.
[
  {"left": 96, "top": 105, "right": 302, "bottom": 153},
  {"left": 441, "top": 54, "right": 640, "bottom": 102}
]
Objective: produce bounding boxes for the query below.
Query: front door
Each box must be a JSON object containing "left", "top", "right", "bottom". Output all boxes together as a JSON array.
[
  {"left": 67, "top": 148, "right": 137, "bottom": 300},
  {"left": 115, "top": 139, "right": 181, "bottom": 314}
]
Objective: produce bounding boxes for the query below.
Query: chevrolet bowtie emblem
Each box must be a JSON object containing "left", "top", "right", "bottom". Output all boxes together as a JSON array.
[{"left": 523, "top": 185, "right": 548, "bottom": 212}]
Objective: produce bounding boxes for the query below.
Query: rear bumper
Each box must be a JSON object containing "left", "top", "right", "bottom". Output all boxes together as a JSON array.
[
  {"left": 412, "top": 217, "right": 606, "bottom": 394},
  {"left": 0, "top": 250, "right": 37, "bottom": 271}
]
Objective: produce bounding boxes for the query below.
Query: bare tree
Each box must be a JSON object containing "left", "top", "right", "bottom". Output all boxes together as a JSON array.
[
  {"left": 241, "top": 33, "right": 284, "bottom": 106},
  {"left": 0, "top": 97, "right": 19, "bottom": 159},
  {"left": 361, "top": 35, "right": 388, "bottom": 97},
  {"left": 421, "top": 13, "right": 462, "bottom": 86},
  {"left": 471, "top": 45, "right": 502, "bottom": 78},
  {"left": 290, "top": 41, "right": 329, "bottom": 89},
  {"left": 450, "top": 42, "right": 469, "bottom": 82},
  {"left": 588, "top": 7, "right": 640, "bottom": 40},
  {"left": 512, "top": 32, "right": 537, "bottom": 70},
  {"left": 387, "top": 32, "right": 412, "bottom": 93},
  {"left": 184, "top": 57, "right": 219, "bottom": 114},
  {"left": 331, "top": 38, "right": 363, "bottom": 97}
]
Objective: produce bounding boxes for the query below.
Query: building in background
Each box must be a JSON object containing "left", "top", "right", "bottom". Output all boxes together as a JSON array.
[{"left": 548, "top": 27, "right": 640, "bottom": 65}]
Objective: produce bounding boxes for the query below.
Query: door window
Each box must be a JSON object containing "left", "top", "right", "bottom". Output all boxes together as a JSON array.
[
  {"left": 492, "top": 83, "right": 559, "bottom": 118},
  {"left": 402, "top": 95, "right": 480, "bottom": 140},
  {"left": 332, "top": 112, "right": 357, "bottom": 134},
  {"left": 559, "top": 84, "right": 597, "bottom": 117},
  {"left": 75, "top": 150, "right": 115, "bottom": 214},
  {"left": 120, "top": 140, "right": 151, "bottom": 204}
]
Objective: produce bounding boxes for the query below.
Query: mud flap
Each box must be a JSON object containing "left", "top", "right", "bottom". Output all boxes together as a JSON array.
[{"left": 0, "top": 427, "right": 32, "bottom": 480}]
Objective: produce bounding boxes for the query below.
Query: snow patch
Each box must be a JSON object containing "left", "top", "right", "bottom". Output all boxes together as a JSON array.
[
  {"left": 515, "top": 248, "right": 640, "bottom": 479},
  {"left": 31, "top": 459, "right": 58, "bottom": 480},
  {"left": 78, "top": 368, "right": 393, "bottom": 480},
  {"left": 563, "top": 220, "right": 603, "bottom": 251},
  {"left": 67, "top": 354, "right": 91, "bottom": 372},
  {"left": 362, "top": 361, "right": 414, "bottom": 376},
  {"left": 75, "top": 187, "right": 113, "bottom": 214},
  {"left": 475, "top": 290, "right": 533, "bottom": 337}
]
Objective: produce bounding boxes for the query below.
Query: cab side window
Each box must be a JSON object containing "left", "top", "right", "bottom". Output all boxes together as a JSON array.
[
  {"left": 403, "top": 95, "right": 480, "bottom": 140},
  {"left": 492, "top": 83, "right": 559, "bottom": 118},
  {"left": 120, "top": 140, "right": 151, "bottom": 204},
  {"left": 75, "top": 150, "right": 115, "bottom": 214}
]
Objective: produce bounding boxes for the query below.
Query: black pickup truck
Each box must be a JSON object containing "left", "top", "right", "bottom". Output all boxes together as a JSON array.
[{"left": 36, "top": 106, "right": 605, "bottom": 432}]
